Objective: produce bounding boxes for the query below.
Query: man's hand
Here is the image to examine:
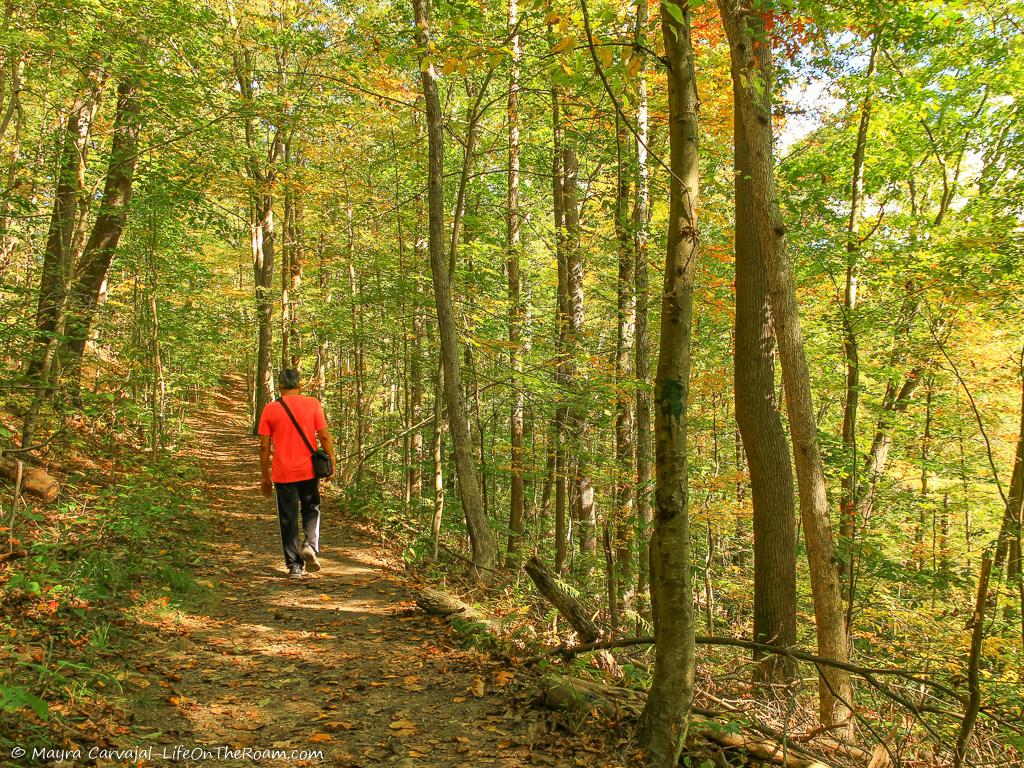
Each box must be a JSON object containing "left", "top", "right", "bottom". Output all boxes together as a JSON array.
[{"left": 261, "top": 478, "right": 273, "bottom": 498}]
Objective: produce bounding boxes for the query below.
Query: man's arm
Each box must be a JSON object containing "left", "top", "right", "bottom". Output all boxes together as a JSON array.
[
  {"left": 260, "top": 435, "right": 273, "bottom": 497},
  {"left": 316, "top": 427, "right": 336, "bottom": 478}
]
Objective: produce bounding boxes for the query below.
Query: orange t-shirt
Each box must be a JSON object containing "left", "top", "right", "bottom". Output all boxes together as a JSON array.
[{"left": 257, "top": 396, "right": 328, "bottom": 483}]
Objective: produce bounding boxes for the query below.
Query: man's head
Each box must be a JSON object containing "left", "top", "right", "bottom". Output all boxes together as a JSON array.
[{"left": 278, "top": 368, "right": 301, "bottom": 392}]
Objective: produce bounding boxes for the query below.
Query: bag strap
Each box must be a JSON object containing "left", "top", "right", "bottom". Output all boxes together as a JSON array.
[{"left": 277, "top": 397, "right": 316, "bottom": 456}]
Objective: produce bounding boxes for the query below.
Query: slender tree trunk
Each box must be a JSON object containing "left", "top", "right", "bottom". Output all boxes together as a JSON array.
[
  {"left": 251, "top": 193, "right": 276, "bottom": 429},
  {"left": 61, "top": 80, "right": 142, "bottom": 390},
  {"left": 614, "top": 116, "right": 635, "bottom": 623},
  {"left": 0, "top": 52, "right": 26, "bottom": 271},
  {"left": 408, "top": 205, "right": 426, "bottom": 505},
  {"left": 561, "top": 141, "right": 596, "bottom": 557},
  {"left": 719, "top": 0, "right": 853, "bottom": 734},
  {"left": 346, "top": 188, "right": 365, "bottom": 481},
  {"left": 635, "top": 2, "right": 698, "bottom": 763},
  {"left": 551, "top": 84, "right": 569, "bottom": 573},
  {"left": 414, "top": 0, "right": 498, "bottom": 575},
  {"left": 633, "top": 0, "right": 653, "bottom": 618},
  {"left": 839, "top": 33, "right": 880, "bottom": 586},
  {"left": 506, "top": 0, "right": 526, "bottom": 565},
  {"left": 995, "top": 346, "right": 1024, "bottom": 649},
  {"left": 431, "top": 361, "right": 445, "bottom": 558},
  {"left": 732, "top": 85, "right": 797, "bottom": 685}
]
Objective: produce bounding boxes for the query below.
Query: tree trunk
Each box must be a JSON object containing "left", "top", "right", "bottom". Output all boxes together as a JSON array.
[
  {"left": 839, "top": 33, "right": 880, "bottom": 558},
  {"left": 251, "top": 193, "right": 276, "bottom": 429},
  {"left": 561, "top": 142, "right": 596, "bottom": 557},
  {"left": 61, "top": 80, "right": 142, "bottom": 389},
  {"left": 506, "top": 0, "right": 525, "bottom": 566},
  {"left": 732, "top": 85, "right": 797, "bottom": 685},
  {"left": 635, "top": 2, "right": 698, "bottom": 764},
  {"left": 413, "top": 0, "right": 497, "bottom": 576},
  {"left": 29, "top": 75, "right": 102, "bottom": 377},
  {"left": 719, "top": 0, "right": 853, "bottom": 734},
  {"left": 633, "top": 0, "right": 653, "bottom": 619},
  {"left": 614, "top": 116, "right": 635, "bottom": 625},
  {"left": 551, "top": 84, "right": 569, "bottom": 574}
]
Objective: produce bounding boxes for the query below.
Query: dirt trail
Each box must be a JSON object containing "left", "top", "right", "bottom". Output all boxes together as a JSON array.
[{"left": 115, "top": 382, "right": 571, "bottom": 767}]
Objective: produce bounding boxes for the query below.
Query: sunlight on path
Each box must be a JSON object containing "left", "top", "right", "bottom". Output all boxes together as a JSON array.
[{"left": 113, "top": 379, "right": 559, "bottom": 768}]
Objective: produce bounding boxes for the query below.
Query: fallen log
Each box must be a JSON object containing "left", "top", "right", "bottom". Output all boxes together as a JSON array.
[
  {"left": 540, "top": 673, "right": 834, "bottom": 768},
  {"left": 414, "top": 587, "right": 483, "bottom": 620},
  {"left": 524, "top": 555, "right": 600, "bottom": 643},
  {"left": 0, "top": 456, "right": 59, "bottom": 502}
]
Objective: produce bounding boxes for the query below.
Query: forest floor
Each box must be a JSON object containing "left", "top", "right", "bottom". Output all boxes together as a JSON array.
[{"left": 79, "top": 380, "right": 632, "bottom": 768}]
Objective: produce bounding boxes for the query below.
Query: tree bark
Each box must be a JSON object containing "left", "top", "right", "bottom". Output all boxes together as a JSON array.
[
  {"left": 732, "top": 84, "right": 797, "bottom": 685},
  {"left": 413, "top": 0, "right": 497, "bottom": 576},
  {"left": 29, "top": 74, "right": 102, "bottom": 377},
  {"left": 839, "top": 33, "right": 880, "bottom": 554},
  {"left": 61, "top": 80, "right": 142, "bottom": 389},
  {"left": 614, "top": 116, "right": 635, "bottom": 626},
  {"left": 561, "top": 141, "right": 596, "bottom": 557},
  {"left": 635, "top": 2, "right": 698, "bottom": 763},
  {"left": 551, "top": 84, "right": 569, "bottom": 574},
  {"left": 506, "top": 0, "right": 525, "bottom": 565},
  {"left": 632, "top": 0, "right": 653, "bottom": 618},
  {"left": 718, "top": 0, "right": 853, "bottom": 734}
]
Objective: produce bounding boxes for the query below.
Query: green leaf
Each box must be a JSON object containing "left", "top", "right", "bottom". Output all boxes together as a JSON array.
[{"left": 663, "top": 1, "right": 685, "bottom": 25}]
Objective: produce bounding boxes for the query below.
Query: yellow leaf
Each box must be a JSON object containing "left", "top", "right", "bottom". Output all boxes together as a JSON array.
[
  {"left": 441, "top": 59, "right": 458, "bottom": 75},
  {"left": 597, "top": 42, "right": 613, "bottom": 69},
  {"left": 390, "top": 720, "right": 417, "bottom": 731},
  {"left": 552, "top": 36, "right": 576, "bottom": 55},
  {"left": 310, "top": 733, "right": 333, "bottom": 743}
]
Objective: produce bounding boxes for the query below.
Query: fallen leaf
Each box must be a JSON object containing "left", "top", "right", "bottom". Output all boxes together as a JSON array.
[
  {"left": 310, "top": 733, "right": 333, "bottom": 743},
  {"left": 470, "top": 676, "right": 486, "bottom": 697}
]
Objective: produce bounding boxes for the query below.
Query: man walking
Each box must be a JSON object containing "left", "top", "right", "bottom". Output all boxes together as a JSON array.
[{"left": 258, "top": 368, "right": 336, "bottom": 578}]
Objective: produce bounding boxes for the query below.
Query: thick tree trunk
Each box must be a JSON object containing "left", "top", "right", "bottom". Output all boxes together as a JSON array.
[
  {"left": 29, "top": 76, "right": 102, "bottom": 377},
  {"left": 61, "top": 80, "right": 142, "bottom": 389},
  {"left": 506, "top": 0, "right": 525, "bottom": 565},
  {"left": 414, "top": 0, "right": 497, "bottom": 576},
  {"left": 732, "top": 86, "right": 797, "bottom": 685},
  {"left": 635, "top": 2, "right": 698, "bottom": 764},
  {"left": 719, "top": 0, "right": 853, "bottom": 734}
]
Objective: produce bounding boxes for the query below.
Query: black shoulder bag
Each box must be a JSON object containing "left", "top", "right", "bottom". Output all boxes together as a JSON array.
[{"left": 277, "top": 397, "right": 334, "bottom": 479}]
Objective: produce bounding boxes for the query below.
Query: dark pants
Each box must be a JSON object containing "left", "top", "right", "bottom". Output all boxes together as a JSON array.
[{"left": 274, "top": 477, "right": 321, "bottom": 569}]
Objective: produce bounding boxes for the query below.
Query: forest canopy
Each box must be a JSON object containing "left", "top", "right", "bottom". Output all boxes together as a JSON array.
[{"left": 0, "top": 0, "right": 1022, "bottom": 764}]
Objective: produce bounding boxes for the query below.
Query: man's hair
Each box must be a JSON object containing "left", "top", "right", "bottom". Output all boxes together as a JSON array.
[{"left": 278, "top": 368, "right": 301, "bottom": 390}]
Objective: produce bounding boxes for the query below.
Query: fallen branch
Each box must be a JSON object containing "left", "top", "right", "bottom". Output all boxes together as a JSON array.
[
  {"left": 534, "top": 633, "right": 964, "bottom": 702},
  {"left": 541, "top": 673, "right": 833, "bottom": 768},
  {"left": 0, "top": 549, "right": 27, "bottom": 564},
  {"left": 524, "top": 555, "right": 600, "bottom": 643}
]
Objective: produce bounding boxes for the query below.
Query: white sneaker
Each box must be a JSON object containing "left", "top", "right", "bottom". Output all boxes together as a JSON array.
[{"left": 301, "top": 543, "right": 321, "bottom": 572}]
